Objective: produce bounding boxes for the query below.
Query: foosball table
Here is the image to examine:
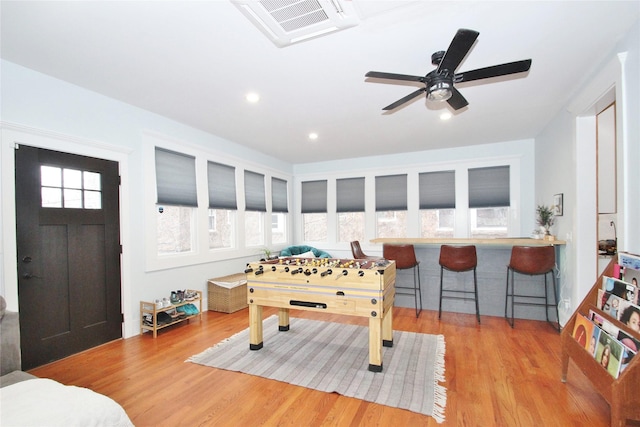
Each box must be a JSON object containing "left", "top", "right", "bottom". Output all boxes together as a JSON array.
[{"left": 245, "top": 257, "right": 396, "bottom": 372}]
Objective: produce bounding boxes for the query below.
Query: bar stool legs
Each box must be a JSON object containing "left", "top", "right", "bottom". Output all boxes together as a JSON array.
[
  {"left": 438, "top": 245, "right": 480, "bottom": 323},
  {"left": 383, "top": 244, "right": 422, "bottom": 318},
  {"left": 505, "top": 245, "right": 560, "bottom": 331}
]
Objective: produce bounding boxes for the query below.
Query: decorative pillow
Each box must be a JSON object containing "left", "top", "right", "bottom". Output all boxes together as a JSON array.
[{"left": 292, "top": 250, "right": 316, "bottom": 258}]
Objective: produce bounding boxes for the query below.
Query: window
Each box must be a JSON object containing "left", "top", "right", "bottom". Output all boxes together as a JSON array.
[
  {"left": 245, "top": 170, "right": 266, "bottom": 247},
  {"left": 301, "top": 180, "right": 327, "bottom": 241},
  {"left": 208, "top": 162, "right": 237, "bottom": 249},
  {"left": 337, "top": 177, "right": 365, "bottom": 242},
  {"left": 41, "top": 166, "right": 102, "bottom": 209},
  {"left": 375, "top": 174, "right": 407, "bottom": 237},
  {"left": 271, "top": 178, "right": 288, "bottom": 244},
  {"left": 468, "top": 166, "right": 510, "bottom": 238},
  {"left": 155, "top": 147, "right": 197, "bottom": 254},
  {"left": 157, "top": 206, "right": 195, "bottom": 254},
  {"left": 419, "top": 171, "right": 455, "bottom": 238}
]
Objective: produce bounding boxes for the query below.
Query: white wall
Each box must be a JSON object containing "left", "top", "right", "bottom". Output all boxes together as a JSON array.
[{"left": 535, "top": 20, "right": 640, "bottom": 322}]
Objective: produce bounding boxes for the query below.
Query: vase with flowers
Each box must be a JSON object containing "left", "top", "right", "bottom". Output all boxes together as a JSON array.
[{"left": 536, "top": 204, "right": 555, "bottom": 237}]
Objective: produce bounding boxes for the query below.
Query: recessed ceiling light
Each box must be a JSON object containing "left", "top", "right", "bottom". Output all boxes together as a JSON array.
[
  {"left": 308, "top": 132, "right": 319, "bottom": 140},
  {"left": 246, "top": 92, "right": 260, "bottom": 103},
  {"left": 439, "top": 112, "right": 452, "bottom": 120}
]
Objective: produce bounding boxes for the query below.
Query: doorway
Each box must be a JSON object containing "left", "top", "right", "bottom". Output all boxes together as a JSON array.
[{"left": 15, "top": 145, "right": 122, "bottom": 369}]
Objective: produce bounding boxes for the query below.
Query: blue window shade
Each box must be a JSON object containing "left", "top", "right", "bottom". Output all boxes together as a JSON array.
[
  {"left": 375, "top": 174, "right": 407, "bottom": 211},
  {"left": 301, "top": 180, "right": 327, "bottom": 213},
  {"left": 468, "top": 166, "right": 510, "bottom": 208},
  {"left": 208, "top": 161, "right": 237, "bottom": 210},
  {"left": 155, "top": 147, "right": 197, "bottom": 207},
  {"left": 272, "top": 177, "right": 288, "bottom": 213},
  {"left": 419, "top": 171, "right": 455, "bottom": 209},
  {"left": 244, "top": 170, "right": 266, "bottom": 212},
  {"left": 337, "top": 177, "right": 365, "bottom": 212}
]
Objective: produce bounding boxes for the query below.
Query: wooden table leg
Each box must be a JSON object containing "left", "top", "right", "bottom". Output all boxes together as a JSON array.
[
  {"left": 249, "top": 304, "right": 263, "bottom": 350},
  {"left": 561, "top": 335, "right": 569, "bottom": 382},
  {"left": 382, "top": 306, "right": 393, "bottom": 347},
  {"left": 369, "top": 316, "right": 383, "bottom": 372},
  {"left": 278, "top": 308, "right": 290, "bottom": 331}
]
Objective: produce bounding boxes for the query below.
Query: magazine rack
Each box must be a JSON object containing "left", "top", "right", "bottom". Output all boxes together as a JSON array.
[{"left": 561, "top": 258, "right": 640, "bottom": 426}]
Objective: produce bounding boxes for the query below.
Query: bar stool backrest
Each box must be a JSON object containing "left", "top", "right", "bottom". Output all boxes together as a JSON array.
[
  {"left": 350, "top": 241, "right": 367, "bottom": 259},
  {"left": 439, "top": 245, "right": 477, "bottom": 272},
  {"left": 383, "top": 244, "right": 418, "bottom": 270},
  {"left": 509, "top": 246, "right": 555, "bottom": 275}
]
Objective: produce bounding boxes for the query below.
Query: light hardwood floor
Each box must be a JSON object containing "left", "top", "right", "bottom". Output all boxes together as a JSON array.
[{"left": 29, "top": 307, "right": 615, "bottom": 426}]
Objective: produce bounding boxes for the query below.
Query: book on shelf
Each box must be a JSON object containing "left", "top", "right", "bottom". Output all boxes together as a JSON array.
[
  {"left": 597, "top": 289, "right": 640, "bottom": 329},
  {"left": 618, "top": 329, "right": 639, "bottom": 373},
  {"left": 618, "top": 251, "right": 640, "bottom": 271},
  {"left": 594, "top": 326, "right": 624, "bottom": 378},
  {"left": 572, "top": 313, "right": 595, "bottom": 350},
  {"left": 622, "top": 264, "right": 640, "bottom": 290},
  {"left": 602, "top": 275, "right": 639, "bottom": 305},
  {"left": 590, "top": 309, "right": 620, "bottom": 337}
]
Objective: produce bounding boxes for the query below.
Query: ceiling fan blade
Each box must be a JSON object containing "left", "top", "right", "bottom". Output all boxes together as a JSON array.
[
  {"left": 437, "top": 28, "right": 479, "bottom": 73},
  {"left": 455, "top": 59, "right": 532, "bottom": 83},
  {"left": 382, "top": 88, "right": 426, "bottom": 110},
  {"left": 447, "top": 87, "right": 468, "bottom": 110},
  {"left": 366, "top": 71, "right": 424, "bottom": 82}
]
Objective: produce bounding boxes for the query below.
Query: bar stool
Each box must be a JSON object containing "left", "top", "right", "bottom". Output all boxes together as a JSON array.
[
  {"left": 350, "top": 241, "right": 380, "bottom": 260},
  {"left": 438, "top": 245, "right": 480, "bottom": 323},
  {"left": 505, "top": 245, "right": 560, "bottom": 331},
  {"left": 383, "top": 244, "right": 422, "bottom": 318}
]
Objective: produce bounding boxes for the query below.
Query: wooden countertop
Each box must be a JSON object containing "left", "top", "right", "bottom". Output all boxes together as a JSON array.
[{"left": 370, "top": 237, "right": 566, "bottom": 246}]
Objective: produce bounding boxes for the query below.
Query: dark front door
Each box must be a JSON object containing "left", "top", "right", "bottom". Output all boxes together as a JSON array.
[{"left": 15, "top": 145, "right": 122, "bottom": 369}]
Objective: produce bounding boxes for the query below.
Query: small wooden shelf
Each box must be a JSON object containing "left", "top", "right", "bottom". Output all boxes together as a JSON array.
[
  {"left": 140, "top": 290, "right": 202, "bottom": 338},
  {"left": 561, "top": 259, "right": 640, "bottom": 426}
]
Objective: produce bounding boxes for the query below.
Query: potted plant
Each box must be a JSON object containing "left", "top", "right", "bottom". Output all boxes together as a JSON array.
[
  {"left": 536, "top": 204, "right": 555, "bottom": 237},
  {"left": 259, "top": 247, "right": 272, "bottom": 261}
]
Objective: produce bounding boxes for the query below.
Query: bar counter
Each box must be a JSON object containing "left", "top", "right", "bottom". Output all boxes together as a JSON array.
[
  {"left": 371, "top": 237, "right": 566, "bottom": 246},
  {"left": 370, "top": 237, "right": 566, "bottom": 323}
]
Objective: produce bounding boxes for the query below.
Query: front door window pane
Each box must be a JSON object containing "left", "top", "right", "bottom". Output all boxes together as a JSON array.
[
  {"left": 41, "top": 187, "right": 62, "bottom": 208},
  {"left": 63, "top": 169, "right": 82, "bottom": 189},
  {"left": 40, "top": 166, "right": 102, "bottom": 209},
  {"left": 84, "top": 171, "right": 101, "bottom": 190}
]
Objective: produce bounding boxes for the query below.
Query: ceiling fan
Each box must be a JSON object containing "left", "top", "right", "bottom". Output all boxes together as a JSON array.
[{"left": 365, "top": 28, "right": 532, "bottom": 111}]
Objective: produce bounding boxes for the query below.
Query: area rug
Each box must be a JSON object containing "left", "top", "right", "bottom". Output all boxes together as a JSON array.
[{"left": 187, "top": 315, "right": 446, "bottom": 423}]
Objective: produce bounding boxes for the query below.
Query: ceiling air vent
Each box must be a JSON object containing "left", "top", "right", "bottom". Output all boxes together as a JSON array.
[{"left": 231, "top": 0, "right": 359, "bottom": 47}]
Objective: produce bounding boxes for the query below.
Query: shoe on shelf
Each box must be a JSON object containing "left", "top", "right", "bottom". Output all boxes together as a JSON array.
[
  {"left": 155, "top": 299, "right": 163, "bottom": 310},
  {"left": 184, "top": 290, "right": 198, "bottom": 301},
  {"left": 156, "top": 312, "right": 172, "bottom": 326},
  {"left": 170, "top": 291, "right": 180, "bottom": 304},
  {"left": 177, "top": 290, "right": 185, "bottom": 302},
  {"left": 186, "top": 303, "right": 199, "bottom": 315},
  {"left": 162, "top": 297, "right": 172, "bottom": 308}
]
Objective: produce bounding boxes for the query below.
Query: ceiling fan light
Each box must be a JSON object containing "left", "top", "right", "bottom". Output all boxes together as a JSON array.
[{"left": 427, "top": 81, "right": 452, "bottom": 102}]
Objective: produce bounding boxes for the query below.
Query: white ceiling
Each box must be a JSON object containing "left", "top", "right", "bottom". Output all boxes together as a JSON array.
[{"left": 1, "top": 1, "right": 639, "bottom": 164}]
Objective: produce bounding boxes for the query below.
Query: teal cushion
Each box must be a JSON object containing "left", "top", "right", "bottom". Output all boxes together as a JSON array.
[{"left": 280, "top": 245, "right": 331, "bottom": 258}]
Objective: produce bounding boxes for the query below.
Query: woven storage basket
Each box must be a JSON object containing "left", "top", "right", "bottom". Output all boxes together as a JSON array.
[{"left": 208, "top": 273, "right": 248, "bottom": 313}]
